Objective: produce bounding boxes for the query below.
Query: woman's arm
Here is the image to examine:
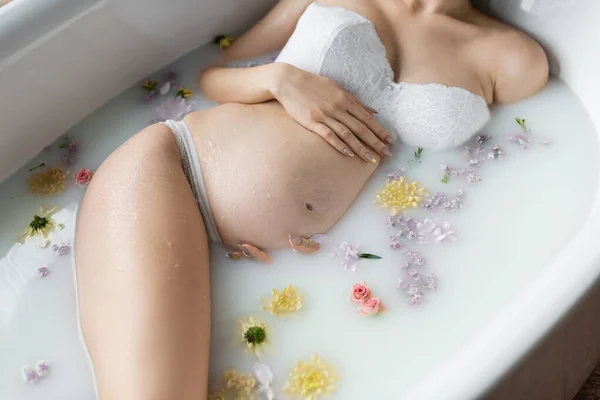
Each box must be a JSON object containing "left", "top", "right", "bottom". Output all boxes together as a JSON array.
[
  {"left": 198, "top": 0, "right": 311, "bottom": 104},
  {"left": 198, "top": 0, "right": 393, "bottom": 162}
]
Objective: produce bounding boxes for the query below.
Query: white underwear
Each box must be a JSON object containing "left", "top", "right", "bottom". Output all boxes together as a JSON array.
[{"left": 160, "top": 119, "right": 222, "bottom": 244}]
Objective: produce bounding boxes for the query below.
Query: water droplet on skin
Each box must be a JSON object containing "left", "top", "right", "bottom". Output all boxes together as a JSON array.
[
  {"left": 267, "top": 193, "right": 271, "bottom": 198},
  {"left": 252, "top": 190, "right": 256, "bottom": 195},
  {"left": 166, "top": 241, "right": 172, "bottom": 247},
  {"left": 208, "top": 140, "right": 214, "bottom": 148},
  {"left": 174, "top": 264, "right": 179, "bottom": 268},
  {"left": 221, "top": 215, "right": 225, "bottom": 221}
]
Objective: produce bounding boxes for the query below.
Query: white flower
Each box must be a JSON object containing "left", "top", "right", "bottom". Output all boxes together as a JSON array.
[
  {"left": 155, "top": 97, "right": 194, "bottom": 122},
  {"left": 253, "top": 363, "right": 274, "bottom": 400},
  {"left": 416, "top": 219, "right": 457, "bottom": 245},
  {"left": 339, "top": 241, "right": 360, "bottom": 271}
]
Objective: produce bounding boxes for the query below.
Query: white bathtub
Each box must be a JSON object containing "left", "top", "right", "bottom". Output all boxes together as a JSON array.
[{"left": 1, "top": 0, "right": 600, "bottom": 398}]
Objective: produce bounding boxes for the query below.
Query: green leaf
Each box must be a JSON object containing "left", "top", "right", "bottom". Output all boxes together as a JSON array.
[
  {"left": 359, "top": 253, "right": 382, "bottom": 259},
  {"left": 441, "top": 175, "right": 449, "bottom": 184}
]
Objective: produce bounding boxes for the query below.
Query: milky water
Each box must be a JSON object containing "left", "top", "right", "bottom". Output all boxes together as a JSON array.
[{"left": 0, "top": 42, "right": 597, "bottom": 400}]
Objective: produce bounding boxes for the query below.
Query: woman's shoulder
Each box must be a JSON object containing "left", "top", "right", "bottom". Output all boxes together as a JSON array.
[{"left": 468, "top": 9, "right": 549, "bottom": 104}]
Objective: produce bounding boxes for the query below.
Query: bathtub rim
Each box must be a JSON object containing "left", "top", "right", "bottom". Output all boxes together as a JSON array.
[{"left": 402, "top": 202, "right": 600, "bottom": 399}]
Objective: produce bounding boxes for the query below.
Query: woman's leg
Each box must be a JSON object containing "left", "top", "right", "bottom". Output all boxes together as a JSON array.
[{"left": 75, "top": 124, "right": 211, "bottom": 400}]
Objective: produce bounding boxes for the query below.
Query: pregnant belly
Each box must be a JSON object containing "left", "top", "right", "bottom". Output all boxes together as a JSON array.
[{"left": 184, "top": 102, "right": 379, "bottom": 249}]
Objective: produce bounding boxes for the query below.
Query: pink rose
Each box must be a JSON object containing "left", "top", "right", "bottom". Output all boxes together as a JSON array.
[
  {"left": 360, "top": 297, "right": 383, "bottom": 316},
  {"left": 74, "top": 168, "right": 94, "bottom": 187},
  {"left": 350, "top": 282, "right": 371, "bottom": 303}
]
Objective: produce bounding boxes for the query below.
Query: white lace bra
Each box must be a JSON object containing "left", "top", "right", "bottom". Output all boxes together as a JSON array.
[{"left": 275, "top": 2, "right": 491, "bottom": 149}]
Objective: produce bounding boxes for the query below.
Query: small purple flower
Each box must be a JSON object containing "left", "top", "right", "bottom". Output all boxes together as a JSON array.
[
  {"left": 390, "top": 238, "right": 404, "bottom": 250},
  {"left": 397, "top": 279, "right": 409, "bottom": 289},
  {"left": 155, "top": 97, "right": 194, "bottom": 122},
  {"left": 22, "top": 366, "right": 38, "bottom": 383},
  {"left": 476, "top": 135, "right": 487, "bottom": 145},
  {"left": 164, "top": 71, "right": 177, "bottom": 83},
  {"left": 57, "top": 244, "right": 71, "bottom": 256},
  {"left": 407, "top": 286, "right": 424, "bottom": 305},
  {"left": 37, "top": 266, "right": 50, "bottom": 278},
  {"left": 423, "top": 274, "right": 436, "bottom": 290},
  {"left": 37, "top": 361, "right": 49, "bottom": 377},
  {"left": 52, "top": 244, "right": 58, "bottom": 251},
  {"left": 467, "top": 173, "right": 481, "bottom": 184},
  {"left": 507, "top": 134, "right": 531, "bottom": 149},
  {"left": 385, "top": 216, "right": 394, "bottom": 228},
  {"left": 488, "top": 145, "right": 504, "bottom": 160},
  {"left": 387, "top": 170, "right": 406, "bottom": 180},
  {"left": 408, "top": 251, "right": 425, "bottom": 267}
]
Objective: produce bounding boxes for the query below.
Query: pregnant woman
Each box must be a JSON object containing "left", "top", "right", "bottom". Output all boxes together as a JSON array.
[{"left": 75, "top": 0, "right": 548, "bottom": 398}]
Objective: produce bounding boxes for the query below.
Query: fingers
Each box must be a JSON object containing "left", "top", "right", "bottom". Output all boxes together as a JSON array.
[
  {"left": 323, "top": 119, "right": 375, "bottom": 163},
  {"left": 348, "top": 101, "right": 395, "bottom": 145},
  {"left": 288, "top": 234, "right": 321, "bottom": 254},
  {"left": 335, "top": 111, "right": 392, "bottom": 159},
  {"left": 313, "top": 123, "right": 356, "bottom": 157}
]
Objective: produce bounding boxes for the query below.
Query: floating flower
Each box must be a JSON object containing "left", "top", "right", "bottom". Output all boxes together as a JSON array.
[
  {"left": 331, "top": 241, "right": 360, "bottom": 271},
  {"left": 422, "top": 190, "right": 465, "bottom": 212},
  {"left": 359, "top": 297, "right": 383, "bottom": 316},
  {"left": 284, "top": 354, "right": 336, "bottom": 400},
  {"left": 208, "top": 391, "right": 226, "bottom": 400},
  {"left": 487, "top": 145, "right": 504, "bottom": 160},
  {"left": 330, "top": 242, "right": 382, "bottom": 271},
  {"left": 59, "top": 138, "right": 79, "bottom": 166},
  {"left": 155, "top": 97, "right": 194, "bottom": 122},
  {"left": 22, "top": 366, "right": 38, "bottom": 383},
  {"left": 37, "top": 266, "right": 50, "bottom": 278},
  {"left": 375, "top": 177, "right": 426, "bottom": 215},
  {"left": 176, "top": 86, "right": 193, "bottom": 99},
  {"left": 253, "top": 363, "right": 275, "bottom": 400},
  {"left": 54, "top": 243, "right": 71, "bottom": 256},
  {"left": 28, "top": 167, "right": 69, "bottom": 195},
  {"left": 74, "top": 168, "right": 94, "bottom": 187},
  {"left": 141, "top": 79, "right": 158, "bottom": 101},
  {"left": 349, "top": 282, "right": 371, "bottom": 303},
  {"left": 467, "top": 173, "right": 481, "bottom": 184},
  {"left": 261, "top": 284, "right": 302, "bottom": 316},
  {"left": 20, "top": 206, "right": 56, "bottom": 243},
  {"left": 507, "top": 134, "right": 531, "bottom": 149},
  {"left": 407, "top": 285, "right": 424, "bottom": 305},
  {"left": 37, "top": 361, "right": 49, "bottom": 377},
  {"left": 240, "top": 316, "right": 269, "bottom": 357},
  {"left": 213, "top": 34, "right": 236, "bottom": 48},
  {"left": 415, "top": 219, "right": 457, "bottom": 245},
  {"left": 224, "top": 370, "right": 257, "bottom": 399}
]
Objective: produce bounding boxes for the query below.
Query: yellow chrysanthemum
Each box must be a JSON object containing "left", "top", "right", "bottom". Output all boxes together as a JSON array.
[
  {"left": 239, "top": 316, "right": 269, "bottom": 357},
  {"left": 209, "top": 369, "right": 259, "bottom": 400},
  {"left": 28, "top": 167, "right": 69, "bottom": 196},
  {"left": 261, "top": 284, "right": 303, "bottom": 317},
  {"left": 208, "top": 391, "right": 226, "bottom": 400},
  {"left": 284, "top": 354, "right": 337, "bottom": 400},
  {"left": 375, "top": 176, "right": 426, "bottom": 215},
  {"left": 20, "top": 206, "right": 57, "bottom": 243},
  {"left": 224, "top": 370, "right": 257, "bottom": 399}
]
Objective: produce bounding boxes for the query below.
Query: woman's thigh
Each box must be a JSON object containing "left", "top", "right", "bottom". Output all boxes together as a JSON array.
[{"left": 75, "top": 124, "right": 211, "bottom": 400}]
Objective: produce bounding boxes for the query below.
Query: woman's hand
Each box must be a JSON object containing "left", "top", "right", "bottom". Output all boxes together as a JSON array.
[{"left": 272, "top": 63, "right": 394, "bottom": 163}]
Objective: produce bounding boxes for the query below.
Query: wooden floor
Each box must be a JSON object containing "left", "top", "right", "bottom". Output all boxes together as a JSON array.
[{"left": 575, "top": 367, "right": 600, "bottom": 399}]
